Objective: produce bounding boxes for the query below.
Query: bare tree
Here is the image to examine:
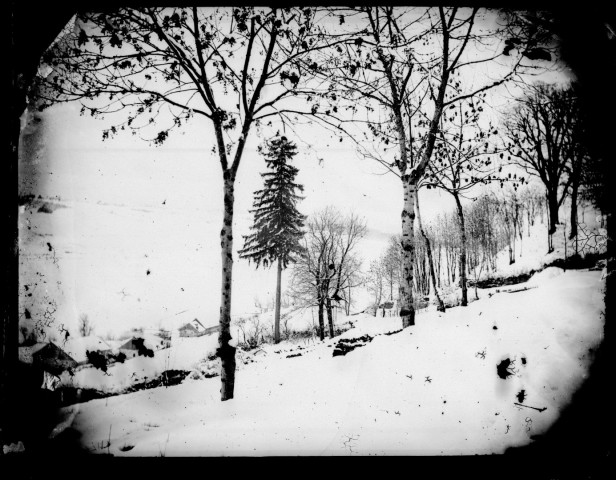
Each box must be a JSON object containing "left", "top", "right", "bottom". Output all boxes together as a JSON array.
[
  {"left": 519, "top": 182, "right": 545, "bottom": 236},
  {"left": 504, "top": 83, "right": 580, "bottom": 251},
  {"left": 414, "top": 193, "right": 446, "bottom": 311},
  {"left": 366, "top": 258, "right": 385, "bottom": 316},
  {"left": 78, "top": 313, "right": 94, "bottom": 337},
  {"left": 308, "top": 7, "right": 529, "bottom": 328},
  {"left": 289, "top": 207, "right": 366, "bottom": 339},
  {"left": 34, "top": 7, "right": 344, "bottom": 401},
  {"left": 424, "top": 93, "right": 511, "bottom": 305}
]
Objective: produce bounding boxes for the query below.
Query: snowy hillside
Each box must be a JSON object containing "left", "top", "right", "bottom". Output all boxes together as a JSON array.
[{"left": 52, "top": 267, "right": 605, "bottom": 455}]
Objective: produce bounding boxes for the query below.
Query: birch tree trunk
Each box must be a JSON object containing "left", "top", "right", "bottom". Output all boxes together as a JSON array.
[
  {"left": 219, "top": 175, "right": 237, "bottom": 401},
  {"left": 399, "top": 178, "right": 417, "bottom": 327}
]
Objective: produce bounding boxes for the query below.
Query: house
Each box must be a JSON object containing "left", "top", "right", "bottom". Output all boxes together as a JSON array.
[
  {"left": 378, "top": 299, "right": 399, "bottom": 317},
  {"left": 153, "top": 329, "right": 172, "bottom": 349},
  {"left": 19, "top": 341, "right": 78, "bottom": 377},
  {"left": 63, "top": 335, "right": 113, "bottom": 365},
  {"left": 119, "top": 335, "right": 158, "bottom": 358},
  {"left": 178, "top": 318, "right": 208, "bottom": 337}
]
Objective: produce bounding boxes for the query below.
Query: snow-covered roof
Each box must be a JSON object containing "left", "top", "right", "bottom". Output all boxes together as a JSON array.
[
  {"left": 63, "top": 336, "right": 112, "bottom": 363},
  {"left": 18, "top": 342, "right": 48, "bottom": 364},
  {"left": 180, "top": 318, "right": 207, "bottom": 332},
  {"left": 119, "top": 333, "right": 164, "bottom": 350}
]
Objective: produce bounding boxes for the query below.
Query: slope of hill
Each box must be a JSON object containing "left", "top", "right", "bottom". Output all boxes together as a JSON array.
[{"left": 51, "top": 267, "right": 605, "bottom": 455}]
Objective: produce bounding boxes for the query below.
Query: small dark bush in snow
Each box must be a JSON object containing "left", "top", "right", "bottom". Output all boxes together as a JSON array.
[{"left": 497, "top": 358, "right": 516, "bottom": 379}]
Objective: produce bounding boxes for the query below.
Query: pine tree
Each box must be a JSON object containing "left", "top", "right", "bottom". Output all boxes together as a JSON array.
[{"left": 239, "top": 135, "right": 306, "bottom": 343}]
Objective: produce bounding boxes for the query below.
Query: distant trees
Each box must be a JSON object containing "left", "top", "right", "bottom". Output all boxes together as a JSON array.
[
  {"left": 289, "top": 207, "right": 366, "bottom": 340},
  {"left": 309, "top": 7, "right": 529, "bottom": 328},
  {"left": 238, "top": 134, "right": 306, "bottom": 344},
  {"left": 414, "top": 193, "right": 446, "bottom": 311},
  {"left": 426, "top": 94, "right": 504, "bottom": 306},
  {"left": 492, "top": 187, "right": 524, "bottom": 264},
  {"left": 366, "top": 258, "right": 385, "bottom": 316},
  {"left": 78, "top": 314, "right": 94, "bottom": 337},
  {"left": 504, "top": 83, "right": 582, "bottom": 251}
]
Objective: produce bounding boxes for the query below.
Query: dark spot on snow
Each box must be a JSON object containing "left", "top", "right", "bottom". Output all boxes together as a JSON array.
[
  {"left": 383, "top": 329, "right": 402, "bottom": 336},
  {"left": 493, "top": 325, "right": 498, "bottom": 330},
  {"left": 146, "top": 269, "right": 151, "bottom": 275},
  {"left": 497, "top": 358, "right": 516, "bottom": 379},
  {"left": 286, "top": 353, "right": 302, "bottom": 358},
  {"left": 46, "top": 242, "right": 53, "bottom": 251},
  {"left": 516, "top": 389, "right": 527, "bottom": 403},
  {"left": 332, "top": 335, "right": 373, "bottom": 356},
  {"left": 24, "top": 309, "right": 31, "bottom": 319},
  {"left": 521, "top": 357, "right": 527, "bottom": 365}
]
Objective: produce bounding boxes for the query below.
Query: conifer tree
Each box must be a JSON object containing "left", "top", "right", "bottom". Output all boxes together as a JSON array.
[{"left": 239, "top": 135, "right": 306, "bottom": 344}]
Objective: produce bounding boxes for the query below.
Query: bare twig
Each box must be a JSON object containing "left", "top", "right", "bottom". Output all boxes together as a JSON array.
[{"left": 514, "top": 402, "right": 546, "bottom": 412}]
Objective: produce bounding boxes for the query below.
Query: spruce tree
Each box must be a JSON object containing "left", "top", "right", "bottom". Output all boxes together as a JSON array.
[{"left": 239, "top": 135, "right": 306, "bottom": 343}]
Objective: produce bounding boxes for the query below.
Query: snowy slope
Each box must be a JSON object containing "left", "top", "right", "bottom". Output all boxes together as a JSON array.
[{"left": 53, "top": 268, "right": 605, "bottom": 455}]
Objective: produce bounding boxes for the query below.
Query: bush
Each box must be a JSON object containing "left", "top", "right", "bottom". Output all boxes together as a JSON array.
[{"left": 86, "top": 350, "right": 109, "bottom": 372}]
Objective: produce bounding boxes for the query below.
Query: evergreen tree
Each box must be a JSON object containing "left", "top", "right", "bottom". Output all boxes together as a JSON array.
[{"left": 239, "top": 135, "right": 306, "bottom": 343}]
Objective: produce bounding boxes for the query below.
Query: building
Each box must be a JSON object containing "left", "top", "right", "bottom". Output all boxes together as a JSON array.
[
  {"left": 178, "top": 318, "right": 208, "bottom": 337},
  {"left": 63, "top": 335, "right": 113, "bottom": 365},
  {"left": 19, "top": 341, "right": 78, "bottom": 376},
  {"left": 378, "top": 299, "right": 399, "bottom": 317}
]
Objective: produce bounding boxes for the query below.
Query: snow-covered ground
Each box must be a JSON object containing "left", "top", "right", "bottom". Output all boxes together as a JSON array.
[
  {"left": 58, "top": 333, "right": 220, "bottom": 394},
  {"left": 53, "top": 267, "right": 605, "bottom": 455}
]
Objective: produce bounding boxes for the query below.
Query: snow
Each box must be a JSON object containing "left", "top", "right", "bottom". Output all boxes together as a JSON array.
[
  {"left": 59, "top": 334, "right": 219, "bottom": 393},
  {"left": 54, "top": 268, "right": 605, "bottom": 455},
  {"left": 527, "top": 266, "right": 565, "bottom": 287},
  {"left": 63, "top": 336, "right": 112, "bottom": 363}
]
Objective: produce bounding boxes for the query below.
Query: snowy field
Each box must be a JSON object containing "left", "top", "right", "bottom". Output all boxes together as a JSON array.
[{"left": 53, "top": 267, "right": 605, "bottom": 456}]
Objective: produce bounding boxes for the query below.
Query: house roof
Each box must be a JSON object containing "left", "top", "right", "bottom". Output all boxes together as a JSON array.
[
  {"left": 19, "top": 342, "right": 78, "bottom": 374},
  {"left": 119, "top": 334, "right": 160, "bottom": 350},
  {"left": 63, "top": 336, "right": 112, "bottom": 363},
  {"left": 18, "top": 342, "right": 48, "bottom": 364},
  {"left": 180, "top": 318, "right": 206, "bottom": 332}
]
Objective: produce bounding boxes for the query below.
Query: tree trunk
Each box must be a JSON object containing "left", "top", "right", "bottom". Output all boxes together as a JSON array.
[
  {"left": 416, "top": 191, "right": 445, "bottom": 312},
  {"left": 547, "top": 188, "right": 560, "bottom": 235},
  {"left": 453, "top": 194, "right": 468, "bottom": 307},
  {"left": 317, "top": 296, "right": 325, "bottom": 341},
  {"left": 346, "top": 285, "right": 351, "bottom": 316},
  {"left": 569, "top": 180, "right": 579, "bottom": 240},
  {"left": 218, "top": 177, "right": 237, "bottom": 401},
  {"left": 274, "top": 258, "right": 282, "bottom": 344},
  {"left": 399, "top": 178, "right": 417, "bottom": 328},
  {"left": 326, "top": 297, "right": 335, "bottom": 338}
]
